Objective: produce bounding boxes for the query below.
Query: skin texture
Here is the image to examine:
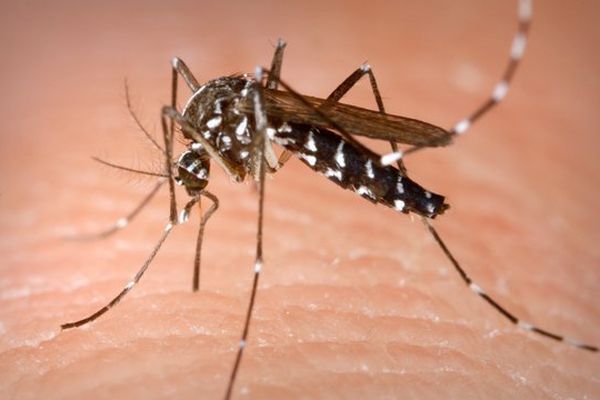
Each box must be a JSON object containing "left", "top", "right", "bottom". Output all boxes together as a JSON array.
[{"left": 0, "top": 0, "right": 599, "bottom": 399}]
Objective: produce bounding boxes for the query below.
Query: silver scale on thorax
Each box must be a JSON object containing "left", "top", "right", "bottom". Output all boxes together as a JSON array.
[{"left": 175, "top": 76, "right": 258, "bottom": 188}]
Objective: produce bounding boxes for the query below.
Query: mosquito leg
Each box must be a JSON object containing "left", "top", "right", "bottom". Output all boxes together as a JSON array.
[
  {"left": 190, "top": 190, "right": 219, "bottom": 292},
  {"left": 91, "top": 157, "right": 169, "bottom": 179},
  {"left": 449, "top": 0, "right": 531, "bottom": 136},
  {"left": 263, "top": 40, "right": 288, "bottom": 173},
  {"left": 67, "top": 179, "right": 166, "bottom": 241},
  {"left": 323, "top": 64, "right": 407, "bottom": 173},
  {"left": 61, "top": 194, "right": 202, "bottom": 329},
  {"left": 422, "top": 217, "right": 597, "bottom": 352},
  {"left": 224, "top": 67, "right": 269, "bottom": 400},
  {"left": 61, "top": 219, "right": 179, "bottom": 329},
  {"left": 266, "top": 38, "right": 286, "bottom": 90},
  {"left": 266, "top": 149, "right": 293, "bottom": 173},
  {"left": 162, "top": 106, "right": 178, "bottom": 224},
  {"left": 171, "top": 57, "right": 201, "bottom": 92},
  {"left": 380, "top": 0, "right": 533, "bottom": 165}
]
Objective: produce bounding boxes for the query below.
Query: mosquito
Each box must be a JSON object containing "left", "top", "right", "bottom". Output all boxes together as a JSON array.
[{"left": 61, "top": 0, "right": 597, "bottom": 398}]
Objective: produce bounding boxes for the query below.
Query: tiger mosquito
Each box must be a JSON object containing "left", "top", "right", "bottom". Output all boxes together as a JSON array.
[{"left": 61, "top": 0, "right": 597, "bottom": 398}]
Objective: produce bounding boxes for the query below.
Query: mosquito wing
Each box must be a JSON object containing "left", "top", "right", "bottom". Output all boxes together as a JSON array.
[{"left": 239, "top": 89, "right": 452, "bottom": 147}]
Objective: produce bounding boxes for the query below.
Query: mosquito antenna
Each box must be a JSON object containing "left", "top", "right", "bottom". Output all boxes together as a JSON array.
[
  {"left": 124, "top": 78, "right": 166, "bottom": 154},
  {"left": 422, "top": 217, "right": 597, "bottom": 352},
  {"left": 380, "top": 0, "right": 533, "bottom": 165},
  {"left": 91, "top": 156, "right": 168, "bottom": 178}
]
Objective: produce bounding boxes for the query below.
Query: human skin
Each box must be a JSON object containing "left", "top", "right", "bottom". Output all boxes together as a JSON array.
[{"left": 0, "top": 0, "right": 599, "bottom": 399}]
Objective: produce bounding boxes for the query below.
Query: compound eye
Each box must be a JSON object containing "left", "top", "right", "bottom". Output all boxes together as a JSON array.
[{"left": 176, "top": 150, "right": 210, "bottom": 195}]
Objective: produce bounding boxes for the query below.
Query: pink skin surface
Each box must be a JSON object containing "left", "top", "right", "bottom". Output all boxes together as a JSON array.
[{"left": 1, "top": 1, "right": 599, "bottom": 399}]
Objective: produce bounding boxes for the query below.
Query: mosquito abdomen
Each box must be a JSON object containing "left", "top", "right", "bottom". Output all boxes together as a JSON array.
[{"left": 272, "top": 123, "right": 448, "bottom": 218}]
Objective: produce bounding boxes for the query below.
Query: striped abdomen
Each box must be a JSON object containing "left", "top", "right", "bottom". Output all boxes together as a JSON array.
[{"left": 272, "top": 123, "right": 448, "bottom": 218}]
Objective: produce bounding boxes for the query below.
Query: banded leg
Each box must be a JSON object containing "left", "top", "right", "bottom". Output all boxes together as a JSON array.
[
  {"left": 380, "top": 0, "right": 533, "bottom": 165},
  {"left": 265, "top": 38, "right": 295, "bottom": 171},
  {"left": 61, "top": 194, "right": 203, "bottom": 330},
  {"left": 62, "top": 70, "right": 188, "bottom": 328},
  {"left": 224, "top": 67, "right": 269, "bottom": 400},
  {"left": 422, "top": 218, "right": 597, "bottom": 352},
  {"left": 323, "top": 63, "right": 407, "bottom": 174},
  {"left": 61, "top": 219, "right": 178, "bottom": 329}
]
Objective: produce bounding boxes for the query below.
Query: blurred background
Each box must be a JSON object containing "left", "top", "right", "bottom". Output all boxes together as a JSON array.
[{"left": 0, "top": 1, "right": 599, "bottom": 399}]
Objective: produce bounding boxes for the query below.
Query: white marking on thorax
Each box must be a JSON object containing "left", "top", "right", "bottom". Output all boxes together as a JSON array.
[
  {"left": 236, "top": 116, "right": 248, "bottom": 136},
  {"left": 206, "top": 116, "right": 222, "bottom": 129},
  {"left": 191, "top": 142, "right": 203, "bottom": 151},
  {"left": 365, "top": 159, "right": 375, "bottom": 179},
  {"left": 213, "top": 101, "right": 223, "bottom": 115},
  {"left": 219, "top": 135, "right": 232, "bottom": 151},
  {"left": 334, "top": 142, "right": 346, "bottom": 168}
]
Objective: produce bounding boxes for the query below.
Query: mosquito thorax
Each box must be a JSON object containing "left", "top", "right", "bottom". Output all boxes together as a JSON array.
[{"left": 179, "top": 75, "right": 256, "bottom": 183}]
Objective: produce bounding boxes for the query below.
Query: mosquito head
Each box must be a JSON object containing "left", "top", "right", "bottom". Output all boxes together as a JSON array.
[{"left": 176, "top": 148, "right": 211, "bottom": 196}]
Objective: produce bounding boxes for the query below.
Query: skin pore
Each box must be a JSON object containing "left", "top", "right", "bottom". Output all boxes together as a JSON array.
[{"left": 0, "top": 1, "right": 598, "bottom": 399}]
